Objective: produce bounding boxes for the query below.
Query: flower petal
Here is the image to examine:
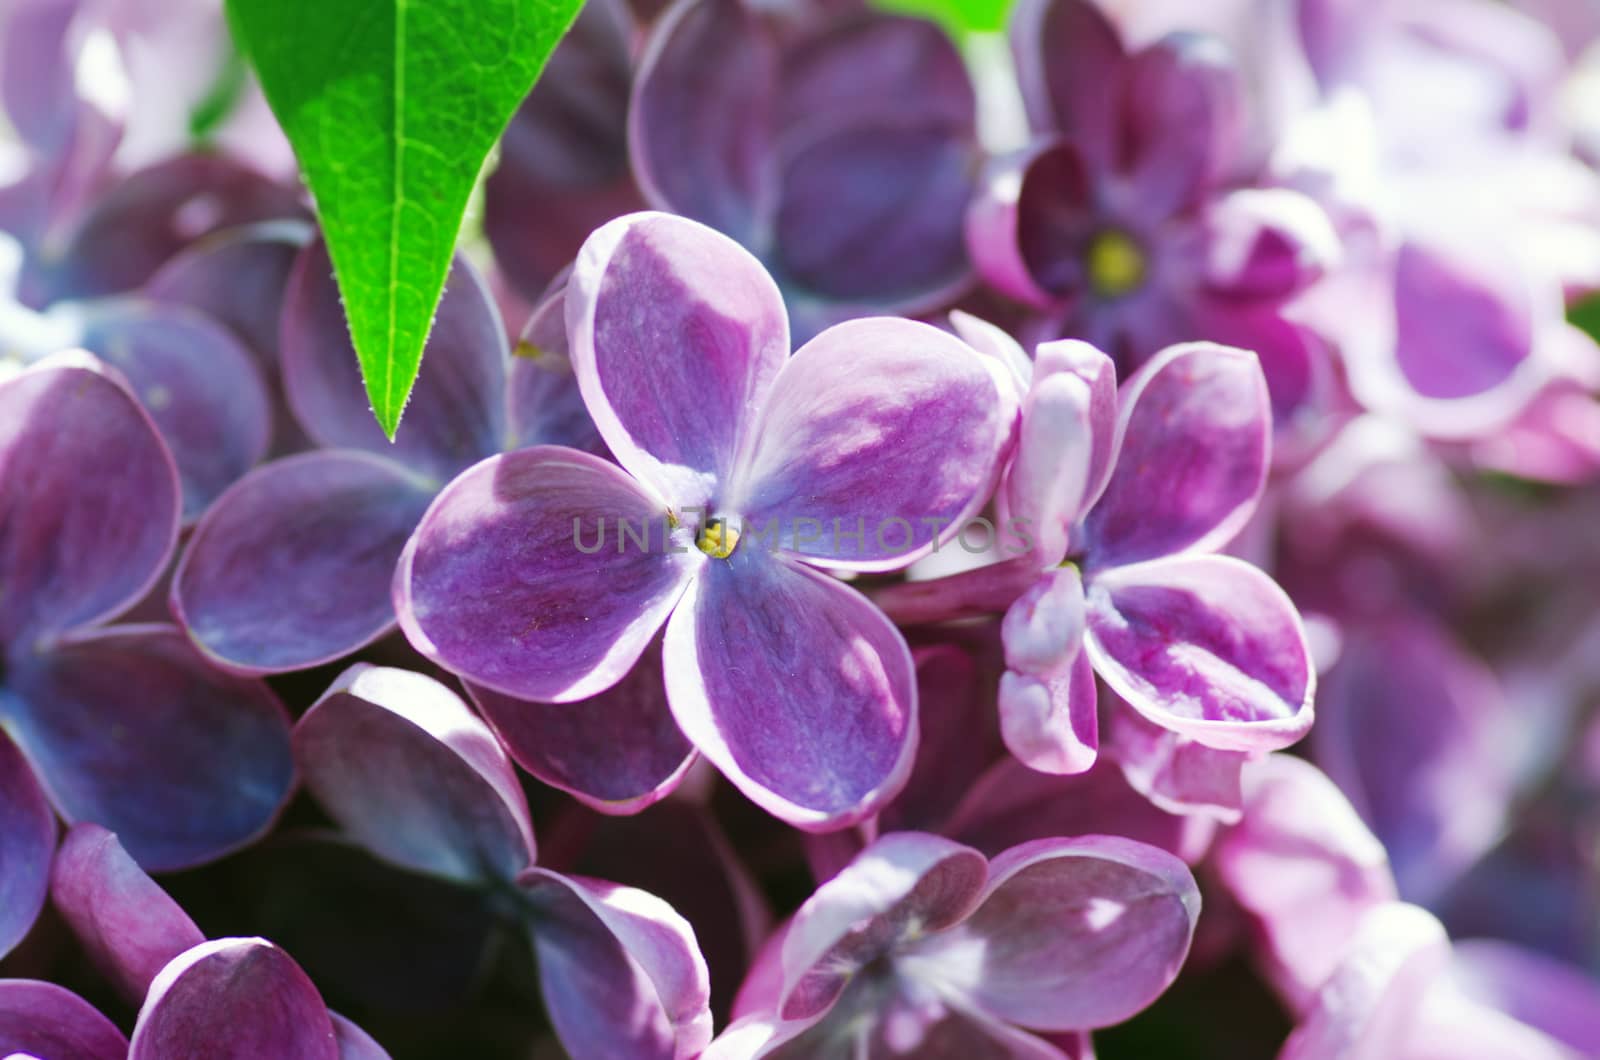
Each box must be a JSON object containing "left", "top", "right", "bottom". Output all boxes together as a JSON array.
[
  {"left": 0, "top": 729, "right": 54, "bottom": 960},
  {"left": 32, "top": 153, "right": 306, "bottom": 303},
  {"left": 129, "top": 938, "right": 340, "bottom": 1060},
  {"left": 395, "top": 445, "right": 698, "bottom": 702},
  {"left": 1084, "top": 343, "right": 1271, "bottom": 567},
  {"left": 909, "top": 836, "right": 1199, "bottom": 1031},
  {"left": 521, "top": 868, "right": 713, "bottom": 1060},
  {"left": 736, "top": 318, "right": 1010, "bottom": 570},
  {"left": 4, "top": 625, "right": 292, "bottom": 871},
  {"left": 779, "top": 832, "right": 988, "bottom": 1021},
  {"left": 1011, "top": 0, "right": 1126, "bottom": 164},
  {"left": 628, "top": 0, "right": 776, "bottom": 244},
  {"left": 468, "top": 646, "right": 695, "bottom": 815},
  {"left": 946, "top": 758, "right": 1211, "bottom": 865},
  {"left": 1279, "top": 903, "right": 1450, "bottom": 1060},
  {"left": 48, "top": 824, "right": 205, "bottom": 1005},
  {"left": 0, "top": 353, "right": 178, "bottom": 648},
  {"left": 483, "top": 0, "right": 643, "bottom": 298},
  {"left": 1213, "top": 755, "right": 1399, "bottom": 1012},
  {"left": 1314, "top": 621, "right": 1516, "bottom": 905},
  {"left": 280, "top": 238, "right": 509, "bottom": 484},
  {"left": 294, "top": 665, "right": 536, "bottom": 885},
  {"left": 1085, "top": 555, "right": 1314, "bottom": 752},
  {"left": 770, "top": 15, "right": 976, "bottom": 316},
  {"left": 330, "top": 1014, "right": 391, "bottom": 1060},
  {"left": 566, "top": 211, "right": 788, "bottom": 507},
  {"left": 1120, "top": 34, "right": 1240, "bottom": 216},
  {"left": 1003, "top": 366, "right": 1097, "bottom": 563},
  {"left": 1449, "top": 941, "right": 1600, "bottom": 1057},
  {"left": 1105, "top": 704, "right": 1249, "bottom": 821},
  {"left": 662, "top": 551, "right": 917, "bottom": 830},
  {"left": 171, "top": 450, "right": 434, "bottom": 674},
  {"left": 999, "top": 649, "right": 1098, "bottom": 776},
  {"left": 0, "top": 980, "right": 126, "bottom": 1060},
  {"left": 79, "top": 300, "right": 272, "bottom": 520}
]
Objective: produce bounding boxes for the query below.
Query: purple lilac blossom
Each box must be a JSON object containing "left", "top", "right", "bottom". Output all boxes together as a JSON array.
[
  {"left": 0, "top": 352, "right": 292, "bottom": 871},
  {"left": 396, "top": 210, "right": 1012, "bottom": 831},
  {"left": 877, "top": 320, "right": 1313, "bottom": 780}
]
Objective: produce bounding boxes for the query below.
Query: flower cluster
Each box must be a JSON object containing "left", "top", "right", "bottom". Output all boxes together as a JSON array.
[{"left": 2, "top": 0, "right": 1600, "bottom": 1058}]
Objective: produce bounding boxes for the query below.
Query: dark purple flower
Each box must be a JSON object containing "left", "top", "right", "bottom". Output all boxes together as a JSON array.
[
  {"left": 878, "top": 324, "right": 1313, "bottom": 778},
  {"left": 396, "top": 211, "right": 1012, "bottom": 830},
  {"left": 292, "top": 663, "right": 715, "bottom": 1059},
  {"left": 486, "top": 0, "right": 980, "bottom": 340},
  {"left": 170, "top": 236, "right": 600, "bottom": 675},
  {"left": 967, "top": 0, "right": 1338, "bottom": 426},
  {"left": 0, "top": 352, "right": 292, "bottom": 872},
  {"left": 707, "top": 831, "right": 1199, "bottom": 1057}
]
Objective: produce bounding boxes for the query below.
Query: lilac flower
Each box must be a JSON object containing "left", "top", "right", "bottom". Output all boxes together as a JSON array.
[
  {"left": 967, "top": 0, "right": 1339, "bottom": 427},
  {"left": 878, "top": 319, "right": 1313, "bottom": 779},
  {"left": 707, "top": 831, "right": 1200, "bottom": 1057},
  {"left": 170, "top": 236, "right": 599, "bottom": 675},
  {"left": 0, "top": 354, "right": 292, "bottom": 870},
  {"left": 32, "top": 822, "right": 390, "bottom": 1059},
  {"left": 292, "top": 664, "right": 715, "bottom": 1059},
  {"left": 487, "top": 0, "right": 981, "bottom": 340},
  {"left": 396, "top": 210, "right": 1012, "bottom": 830}
]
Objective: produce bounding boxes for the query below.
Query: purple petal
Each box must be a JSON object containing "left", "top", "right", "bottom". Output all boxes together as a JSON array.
[
  {"left": 0, "top": 980, "right": 126, "bottom": 1060},
  {"left": 172, "top": 451, "right": 434, "bottom": 674},
  {"left": 521, "top": 868, "right": 713, "bottom": 1060},
  {"left": 48, "top": 824, "right": 205, "bottom": 1004},
  {"left": 294, "top": 665, "right": 536, "bottom": 884},
  {"left": 947, "top": 758, "right": 1212, "bottom": 865},
  {"left": 1314, "top": 621, "right": 1516, "bottom": 904},
  {"left": 329, "top": 1014, "right": 391, "bottom": 1060},
  {"left": 1084, "top": 555, "right": 1315, "bottom": 752},
  {"left": 145, "top": 221, "right": 312, "bottom": 375},
  {"left": 0, "top": 730, "right": 54, "bottom": 960},
  {"left": 1105, "top": 705, "right": 1249, "bottom": 820},
  {"left": 0, "top": 353, "right": 178, "bottom": 647},
  {"left": 395, "top": 445, "right": 698, "bottom": 702},
  {"left": 0, "top": 0, "right": 80, "bottom": 153},
  {"left": 1212, "top": 755, "right": 1398, "bottom": 1011},
  {"left": 483, "top": 0, "right": 644, "bottom": 299},
  {"left": 78, "top": 300, "right": 272, "bottom": 520},
  {"left": 34, "top": 153, "right": 306, "bottom": 303},
  {"left": 1199, "top": 188, "right": 1338, "bottom": 300},
  {"left": 735, "top": 318, "right": 1010, "bottom": 570},
  {"left": 1120, "top": 34, "right": 1239, "bottom": 215},
  {"left": 1083, "top": 343, "right": 1271, "bottom": 568},
  {"left": 778, "top": 832, "right": 987, "bottom": 1021},
  {"left": 129, "top": 938, "right": 339, "bottom": 1060},
  {"left": 629, "top": 0, "right": 775, "bottom": 244},
  {"left": 1449, "top": 941, "right": 1600, "bottom": 1057},
  {"left": 966, "top": 144, "right": 1068, "bottom": 309},
  {"left": 948, "top": 310, "right": 1033, "bottom": 396},
  {"left": 566, "top": 211, "right": 788, "bottom": 507},
  {"left": 1011, "top": 0, "right": 1127, "bottom": 162},
  {"left": 508, "top": 283, "right": 606, "bottom": 453},
  {"left": 1279, "top": 903, "right": 1450, "bottom": 1060},
  {"left": 468, "top": 646, "right": 695, "bottom": 815},
  {"left": 4, "top": 625, "right": 292, "bottom": 871},
  {"left": 770, "top": 15, "right": 976, "bottom": 313},
  {"left": 911, "top": 836, "right": 1198, "bottom": 1031},
  {"left": 881, "top": 644, "right": 1000, "bottom": 833},
  {"left": 280, "top": 238, "right": 509, "bottom": 482},
  {"left": 662, "top": 552, "right": 917, "bottom": 830},
  {"left": 999, "top": 650, "right": 1099, "bottom": 776},
  {"left": 1001, "top": 343, "right": 1116, "bottom": 561}
]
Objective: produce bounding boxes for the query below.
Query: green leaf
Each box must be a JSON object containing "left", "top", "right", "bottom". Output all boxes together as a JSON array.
[
  {"left": 873, "top": 0, "right": 1013, "bottom": 36},
  {"left": 1571, "top": 293, "right": 1600, "bottom": 343},
  {"left": 226, "top": 0, "right": 582, "bottom": 437}
]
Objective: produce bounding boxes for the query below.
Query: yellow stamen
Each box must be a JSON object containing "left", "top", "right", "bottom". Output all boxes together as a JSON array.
[
  {"left": 1086, "top": 229, "right": 1146, "bottom": 299},
  {"left": 696, "top": 518, "right": 740, "bottom": 559}
]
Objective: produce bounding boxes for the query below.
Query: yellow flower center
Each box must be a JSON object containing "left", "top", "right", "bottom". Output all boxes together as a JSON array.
[
  {"left": 696, "top": 518, "right": 740, "bottom": 559},
  {"left": 1085, "top": 229, "right": 1146, "bottom": 299}
]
